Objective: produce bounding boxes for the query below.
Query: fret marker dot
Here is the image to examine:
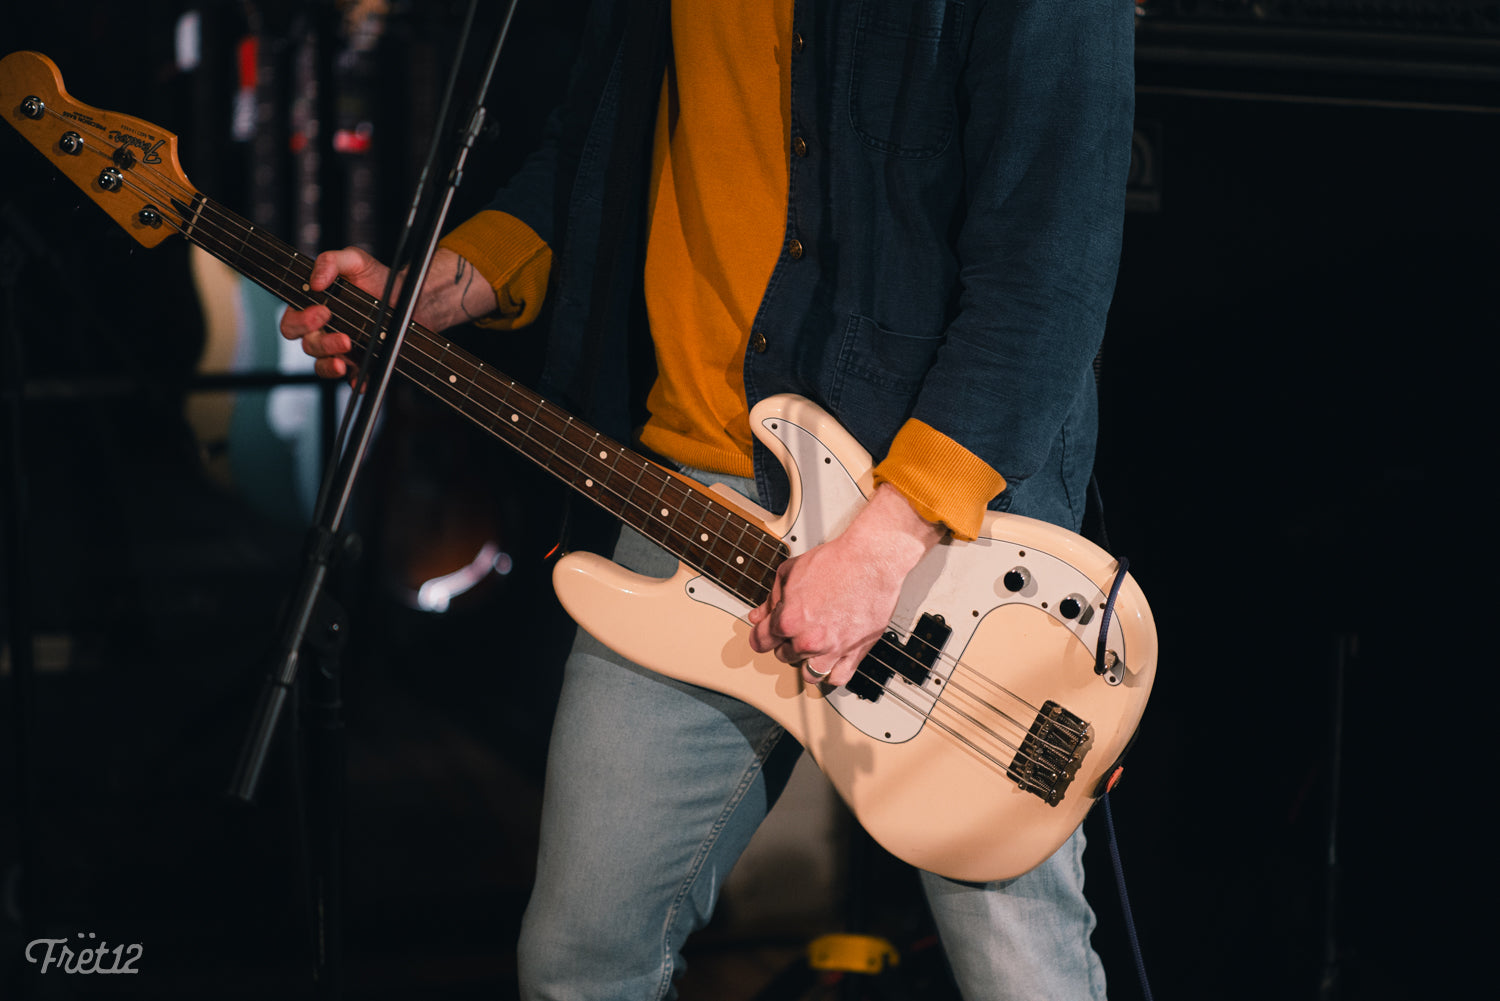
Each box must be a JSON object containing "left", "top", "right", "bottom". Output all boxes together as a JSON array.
[
  {"left": 599, "top": 451, "right": 608, "bottom": 460},
  {"left": 700, "top": 533, "right": 709, "bottom": 543},
  {"left": 448, "top": 375, "right": 457, "bottom": 384},
  {"left": 736, "top": 556, "right": 745, "bottom": 565},
  {"left": 511, "top": 414, "right": 519, "bottom": 422},
  {"left": 585, "top": 479, "right": 594, "bottom": 488},
  {"left": 302, "top": 283, "right": 310, "bottom": 292},
  {"left": 660, "top": 508, "right": 669, "bottom": 518}
]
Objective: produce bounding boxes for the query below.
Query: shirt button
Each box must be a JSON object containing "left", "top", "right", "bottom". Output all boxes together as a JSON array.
[
  {"left": 751, "top": 331, "right": 768, "bottom": 353},
  {"left": 788, "top": 239, "right": 804, "bottom": 260},
  {"left": 792, "top": 136, "right": 808, "bottom": 158},
  {"left": 791, "top": 31, "right": 805, "bottom": 54}
]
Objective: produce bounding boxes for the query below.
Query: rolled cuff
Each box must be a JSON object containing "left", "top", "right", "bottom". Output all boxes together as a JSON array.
[
  {"left": 872, "top": 419, "right": 1006, "bottom": 541},
  {"left": 438, "top": 210, "right": 553, "bottom": 329}
]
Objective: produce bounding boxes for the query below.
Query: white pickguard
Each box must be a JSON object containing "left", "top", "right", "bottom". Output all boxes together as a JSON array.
[{"left": 685, "top": 414, "right": 1131, "bottom": 744}]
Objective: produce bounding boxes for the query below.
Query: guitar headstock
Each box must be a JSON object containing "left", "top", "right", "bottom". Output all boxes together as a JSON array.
[{"left": 0, "top": 50, "right": 194, "bottom": 249}]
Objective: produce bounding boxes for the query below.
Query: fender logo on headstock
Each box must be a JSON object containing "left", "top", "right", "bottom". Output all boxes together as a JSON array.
[{"left": 105, "top": 129, "right": 166, "bottom": 165}]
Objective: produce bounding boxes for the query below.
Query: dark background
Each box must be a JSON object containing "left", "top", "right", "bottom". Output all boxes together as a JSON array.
[{"left": 3, "top": 2, "right": 1496, "bottom": 999}]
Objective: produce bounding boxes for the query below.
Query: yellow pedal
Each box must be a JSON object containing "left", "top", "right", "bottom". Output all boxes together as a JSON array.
[{"left": 806, "top": 933, "right": 900, "bottom": 974}]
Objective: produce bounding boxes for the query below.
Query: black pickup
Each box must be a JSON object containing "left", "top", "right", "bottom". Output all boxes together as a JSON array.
[{"left": 848, "top": 612, "right": 952, "bottom": 702}]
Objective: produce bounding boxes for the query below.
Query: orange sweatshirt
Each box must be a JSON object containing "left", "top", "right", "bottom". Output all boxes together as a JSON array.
[{"left": 439, "top": 2, "right": 1006, "bottom": 540}]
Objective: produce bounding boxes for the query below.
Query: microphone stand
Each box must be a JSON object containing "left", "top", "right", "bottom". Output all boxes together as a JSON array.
[{"left": 228, "top": 2, "right": 521, "bottom": 996}]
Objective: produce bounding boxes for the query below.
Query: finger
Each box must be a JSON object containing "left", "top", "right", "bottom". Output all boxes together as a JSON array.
[
  {"left": 314, "top": 356, "right": 349, "bottom": 380},
  {"left": 748, "top": 569, "right": 789, "bottom": 653},
  {"left": 801, "top": 659, "right": 833, "bottom": 684},
  {"left": 824, "top": 655, "right": 859, "bottom": 688},
  {"left": 280, "top": 303, "right": 331, "bottom": 340},
  {"left": 773, "top": 637, "right": 814, "bottom": 666},
  {"left": 308, "top": 247, "right": 365, "bottom": 291},
  {"left": 748, "top": 609, "right": 776, "bottom": 654},
  {"left": 307, "top": 331, "right": 353, "bottom": 358}
]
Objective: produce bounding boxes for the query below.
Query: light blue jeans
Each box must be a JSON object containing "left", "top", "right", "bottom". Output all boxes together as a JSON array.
[{"left": 516, "top": 473, "right": 1107, "bottom": 1001}]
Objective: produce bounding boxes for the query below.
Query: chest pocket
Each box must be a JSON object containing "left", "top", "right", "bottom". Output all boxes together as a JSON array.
[{"left": 848, "top": 0, "right": 965, "bottom": 159}]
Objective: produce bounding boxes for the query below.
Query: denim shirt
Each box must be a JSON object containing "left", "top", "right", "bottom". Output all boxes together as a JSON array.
[{"left": 486, "top": 0, "right": 1134, "bottom": 531}]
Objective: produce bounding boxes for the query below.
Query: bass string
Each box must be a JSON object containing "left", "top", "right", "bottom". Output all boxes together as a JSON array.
[
  {"left": 55, "top": 114, "right": 1082, "bottom": 785},
  {"left": 171, "top": 181, "right": 1081, "bottom": 780}
]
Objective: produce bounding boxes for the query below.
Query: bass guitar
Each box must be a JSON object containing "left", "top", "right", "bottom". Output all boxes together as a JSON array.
[{"left": 1, "top": 50, "right": 1157, "bottom": 881}]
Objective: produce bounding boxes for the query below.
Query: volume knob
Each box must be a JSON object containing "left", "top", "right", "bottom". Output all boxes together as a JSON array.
[{"left": 1002, "top": 567, "right": 1031, "bottom": 593}]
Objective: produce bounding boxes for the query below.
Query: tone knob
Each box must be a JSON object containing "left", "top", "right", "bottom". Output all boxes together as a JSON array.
[
  {"left": 1059, "top": 595, "right": 1083, "bottom": 619},
  {"left": 1002, "top": 567, "right": 1031, "bottom": 593}
]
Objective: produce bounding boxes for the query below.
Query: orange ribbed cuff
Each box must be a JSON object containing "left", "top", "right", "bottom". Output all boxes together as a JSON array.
[
  {"left": 872, "top": 420, "right": 1007, "bottom": 541},
  {"left": 438, "top": 210, "right": 552, "bottom": 329}
]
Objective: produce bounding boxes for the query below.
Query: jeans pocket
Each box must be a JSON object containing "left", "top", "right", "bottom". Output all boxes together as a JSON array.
[{"left": 848, "top": 0, "right": 965, "bottom": 159}]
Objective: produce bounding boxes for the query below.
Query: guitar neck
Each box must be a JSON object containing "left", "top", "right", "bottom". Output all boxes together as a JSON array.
[{"left": 174, "top": 192, "right": 786, "bottom": 608}]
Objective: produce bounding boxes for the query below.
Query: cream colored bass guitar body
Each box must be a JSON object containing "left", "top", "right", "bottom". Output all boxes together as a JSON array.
[{"left": 556, "top": 395, "right": 1157, "bottom": 882}]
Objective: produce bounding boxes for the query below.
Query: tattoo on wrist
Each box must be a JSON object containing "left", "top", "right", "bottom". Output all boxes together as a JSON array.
[{"left": 454, "top": 258, "right": 485, "bottom": 322}]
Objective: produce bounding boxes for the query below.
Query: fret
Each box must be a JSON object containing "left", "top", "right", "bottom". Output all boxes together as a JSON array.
[
  {"left": 663, "top": 477, "right": 702, "bottom": 549},
  {"left": 456, "top": 366, "right": 503, "bottom": 433},
  {"left": 675, "top": 493, "right": 717, "bottom": 571},
  {"left": 639, "top": 466, "right": 679, "bottom": 539},
  {"left": 528, "top": 401, "right": 578, "bottom": 477},
  {"left": 433, "top": 339, "right": 453, "bottom": 377},
  {"left": 552, "top": 415, "right": 590, "bottom": 484},
  {"left": 577, "top": 435, "right": 628, "bottom": 516},
  {"left": 574, "top": 432, "right": 610, "bottom": 489},
  {"left": 606, "top": 459, "right": 649, "bottom": 534},
  {"left": 571, "top": 437, "right": 609, "bottom": 498},
  {"left": 620, "top": 456, "right": 659, "bottom": 526},
  {"left": 712, "top": 508, "right": 755, "bottom": 572},
  {"left": 283, "top": 249, "right": 307, "bottom": 301},
  {"left": 436, "top": 343, "right": 479, "bottom": 410},
  {"left": 234, "top": 222, "right": 255, "bottom": 267},
  {"left": 556, "top": 415, "right": 598, "bottom": 470},
  {"left": 649, "top": 473, "right": 689, "bottom": 545}
]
